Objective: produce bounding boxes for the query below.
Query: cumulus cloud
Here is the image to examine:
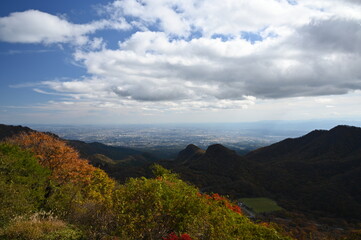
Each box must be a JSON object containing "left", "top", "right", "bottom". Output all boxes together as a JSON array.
[
  {"left": 5, "top": 0, "right": 361, "bottom": 111},
  {"left": 294, "top": 18, "right": 361, "bottom": 53},
  {"left": 105, "top": 0, "right": 320, "bottom": 37},
  {"left": 0, "top": 10, "right": 129, "bottom": 45},
  {"left": 51, "top": 16, "right": 360, "bottom": 104}
]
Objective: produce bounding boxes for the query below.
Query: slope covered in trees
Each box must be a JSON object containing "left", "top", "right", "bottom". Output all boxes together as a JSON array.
[
  {"left": 167, "top": 125, "right": 361, "bottom": 221},
  {"left": 0, "top": 131, "right": 290, "bottom": 239},
  {"left": 244, "top": 125, "right": 361, "bottom": 220},
  {"left": 0, "top": 124, "right": 156, "bottom": 181}
]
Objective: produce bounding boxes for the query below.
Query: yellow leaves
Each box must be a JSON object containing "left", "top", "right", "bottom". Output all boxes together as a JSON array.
[{"left": 84, "top": 169, "right": 115, "bottom": 205}]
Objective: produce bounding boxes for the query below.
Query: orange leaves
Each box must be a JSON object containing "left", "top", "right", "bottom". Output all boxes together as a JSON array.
[
  {"left": 259, "top": 222, "right": 271, "bottom": 228},
  {"left": 7, "top": 132, "right": 96, "bottom": 185}
]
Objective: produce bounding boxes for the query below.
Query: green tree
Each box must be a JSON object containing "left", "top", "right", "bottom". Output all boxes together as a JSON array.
[
  {"left": 66, "top": 169, "right": 117, "bottom": 238},
  {"left": 6, "top": 133, "right": 118, "bottom": 238},
  {"left": 0, "top": 143, "right": 50, "bottom": 227}
]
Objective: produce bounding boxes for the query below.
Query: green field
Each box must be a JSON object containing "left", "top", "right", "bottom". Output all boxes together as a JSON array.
[{"left": 240, "top": 197, "right": 283, "bottom": 213}]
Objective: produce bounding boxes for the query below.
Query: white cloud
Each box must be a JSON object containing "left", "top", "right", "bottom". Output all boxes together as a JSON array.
[
  {"left": 4, "top": 0, "right": 361, "bottom": 116},
  {"left": 50, "top": 15, "right": 360, "bottom": 106},
  {"left": 0, "top": 10, "right": 129, "bottom": 45},
  {"left": 105, "top": 0, "right": 327, "bottom": 37}
]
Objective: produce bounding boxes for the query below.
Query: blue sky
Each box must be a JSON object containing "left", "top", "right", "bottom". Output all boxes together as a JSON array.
[{"left": 1, "top": 0, "right": 361, "bottom": 125}]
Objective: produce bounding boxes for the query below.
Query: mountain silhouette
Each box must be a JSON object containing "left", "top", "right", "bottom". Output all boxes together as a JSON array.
[
  {"left": 0, "top": 124, "right": 33, "bottom": 140},
  {"left": 165, "top": 143, "right": 268, "bottom": 197},
  {"left": 243, "top": 125, "right": 361, "bottom": 219},
  {"left": 246, "top": 125, "right": 361, "bottom": 163},
  {"left": 175, "top": 144, "right": 204, "bottom": 164}
]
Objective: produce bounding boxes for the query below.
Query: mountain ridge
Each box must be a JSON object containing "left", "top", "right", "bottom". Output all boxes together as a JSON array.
[{"left": 171, "top": 125, "right": 361, "bottom": 220}]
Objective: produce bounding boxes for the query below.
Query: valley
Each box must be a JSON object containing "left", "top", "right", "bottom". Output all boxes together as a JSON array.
[{"left": 28, "top": 123, "right": 305, "bottom": 158}]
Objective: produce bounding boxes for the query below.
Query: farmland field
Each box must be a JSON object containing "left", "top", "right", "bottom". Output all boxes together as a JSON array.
[{"left": 240, "top": 197, "right": 283, "bottom": 213}]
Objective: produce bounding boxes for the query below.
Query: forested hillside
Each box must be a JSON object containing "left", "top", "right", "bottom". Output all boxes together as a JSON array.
[
  {"left": 0, "top": 130, "right": 290, "bottom": 240},
  {"left": 166, "top": 126, "right": 361, "bottom": 220},
  {"left": 160, "top": 126, "right": 361, "bottom": 239},
  {"left": 245, "top": 125, "right": 361, "bottom": 219}
]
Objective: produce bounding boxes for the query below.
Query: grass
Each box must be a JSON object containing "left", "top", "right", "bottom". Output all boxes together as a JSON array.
[
  {"left": 240, "top": 197, "right": 283, "bottom": 213},
  {"left": 0, "top": 212, "right": 83, "bottom": 240}
]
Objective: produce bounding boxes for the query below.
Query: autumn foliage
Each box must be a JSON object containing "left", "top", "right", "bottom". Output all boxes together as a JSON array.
[
  {"left": 163, "top": 232, "right": 193, "bottom": 240},
  {"left": 6, "top": 132, "right": 96, "bottom": 185},
  {"left": 1, "top": 132, "right": 292, "bottom": 240},
  {"left": 198, "top": 193, "right": 242, "bottom": 214}
]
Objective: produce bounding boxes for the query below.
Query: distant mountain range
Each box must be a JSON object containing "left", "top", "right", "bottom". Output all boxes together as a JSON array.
[{"left": 1, "top": 123, "right": 360, "bottom": 222}]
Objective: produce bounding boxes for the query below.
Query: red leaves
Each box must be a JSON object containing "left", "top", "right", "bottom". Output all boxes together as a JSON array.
[
  {"left": 163, "top": 233, "right": 192, "bottom": 240},
  {"left": 197, "top": 193, "right": 242, "bottom": 214},
  {"left": 179, "top": 233, "right": 192, "bottom": 240},
  {"left": 229, "top": 204, "right": 242, "bottom": 214}
]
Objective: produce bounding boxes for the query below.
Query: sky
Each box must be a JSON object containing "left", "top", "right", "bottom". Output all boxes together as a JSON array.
[{"left": 0, "top": 0, "right": 361, "bottom": 125}]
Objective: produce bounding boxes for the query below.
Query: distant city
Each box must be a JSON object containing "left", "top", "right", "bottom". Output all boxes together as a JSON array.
[{"left": 28, "top": 120, "right": 359, "bottom": 158}]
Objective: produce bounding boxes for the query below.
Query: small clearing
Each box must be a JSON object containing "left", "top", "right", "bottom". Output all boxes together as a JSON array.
[{"left": 240, "top": 197, "right": 283, "bottom": 213}]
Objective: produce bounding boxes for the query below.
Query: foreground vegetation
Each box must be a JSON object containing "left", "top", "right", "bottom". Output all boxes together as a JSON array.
[{"left": 0, "top": 132, "right": 291, "bottom": 239}]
